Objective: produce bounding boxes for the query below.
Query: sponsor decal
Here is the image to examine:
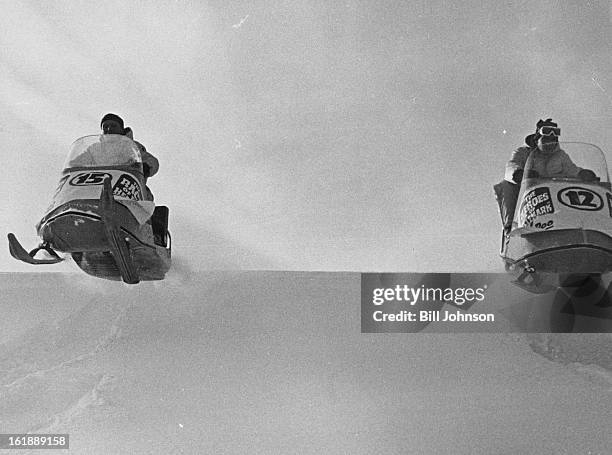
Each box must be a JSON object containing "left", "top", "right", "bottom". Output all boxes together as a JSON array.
[
  {"left": 112, "top": 174, "right": 142, "bottom": 201},
  {"left": 69, "top": 172, "right": 111, "bottom": 186},
  {"left": 534, "top": 220, "right": 554, "bottom": 230},
  {"left": 557, "top": 187, "right": 603, "bottom": 211},
  {"left": 520, "top": 187, "right": 554, "bottom": 227}
]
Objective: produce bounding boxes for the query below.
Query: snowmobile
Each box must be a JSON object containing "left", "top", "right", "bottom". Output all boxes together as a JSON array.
[
  {"left": 496, "top": 142, "right": 612, "bottom": 330},
  {"left": 7, "top": 134, "right": 171, "bottom": 284}
]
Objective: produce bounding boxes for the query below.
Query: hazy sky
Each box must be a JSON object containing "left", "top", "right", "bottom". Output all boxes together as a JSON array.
[{"left": 2, "top": 1, "right": 612, "bottom": 273}]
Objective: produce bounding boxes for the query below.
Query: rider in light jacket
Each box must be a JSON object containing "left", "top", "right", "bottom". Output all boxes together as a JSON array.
[
  {"left": 495, "top": 118, "right": 596, "bottom": 235},
  {"left": 100, "top": 113, "right": 159, "bottom": 201}
]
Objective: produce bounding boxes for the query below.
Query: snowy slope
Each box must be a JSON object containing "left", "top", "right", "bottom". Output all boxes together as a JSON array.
[{"left": 1, "top": 272, "right": 611, "bottom": 454}]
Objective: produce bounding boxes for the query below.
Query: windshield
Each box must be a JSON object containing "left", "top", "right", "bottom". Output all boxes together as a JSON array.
[
  {"left": 522, "top": 142, "right": 610, "bottom": 189},
  {"left": 64, "top": 135, "right": 142, "bottom": 170}
]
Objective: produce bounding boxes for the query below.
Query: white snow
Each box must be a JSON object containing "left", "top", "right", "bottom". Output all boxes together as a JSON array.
[{"left": 1, "top": 272, "right": 611, "bottom": 454}]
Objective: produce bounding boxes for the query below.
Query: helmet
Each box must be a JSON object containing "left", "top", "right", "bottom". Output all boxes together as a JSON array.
[{"left": 100, "top": 113, "right": 125, "bottom": 130}]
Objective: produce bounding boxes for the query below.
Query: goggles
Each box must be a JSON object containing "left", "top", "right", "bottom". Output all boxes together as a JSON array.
[{"left": 538, "top": 126, "right": 560, "bottom": 137}]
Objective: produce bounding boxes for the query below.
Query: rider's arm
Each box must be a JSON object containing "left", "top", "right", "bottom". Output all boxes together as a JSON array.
[
  {"left": 558, "top": 150, "right": 582, "bottom": 177},
  {"left": 138, "top": 143, "right": 159, "bottom": 178},
  {"left": 505, "top": 147, "right": 529, "bottom": 183}
]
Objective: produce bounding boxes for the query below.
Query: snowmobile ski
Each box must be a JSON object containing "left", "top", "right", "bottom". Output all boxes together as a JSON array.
[
  {"left": 7, "top": 233, "right": 64, "bottom": 265},
  {"left": 100, "top": 176, "right": 140, "bottom": 284}
]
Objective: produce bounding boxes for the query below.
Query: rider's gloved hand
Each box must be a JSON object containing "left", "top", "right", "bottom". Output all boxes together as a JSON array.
[
  {"left": 578, "top": 169, "right": 597, "bottom": 181},
  {"left": 512, "top": 169, "right": 524, "bottom": 184}
]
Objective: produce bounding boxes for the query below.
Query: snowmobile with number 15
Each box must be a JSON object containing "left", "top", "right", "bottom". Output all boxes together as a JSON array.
[{"left": 8, "top": 134, "right": 171, "bottom": 284}]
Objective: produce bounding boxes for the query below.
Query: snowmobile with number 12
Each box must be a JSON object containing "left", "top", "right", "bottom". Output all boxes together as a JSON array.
[
  {"left": 499, "top": 142, "right": 612, "bottom": 289},
  {"left": 497, "top": 142, "right": 612, "bottom": 330}
]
